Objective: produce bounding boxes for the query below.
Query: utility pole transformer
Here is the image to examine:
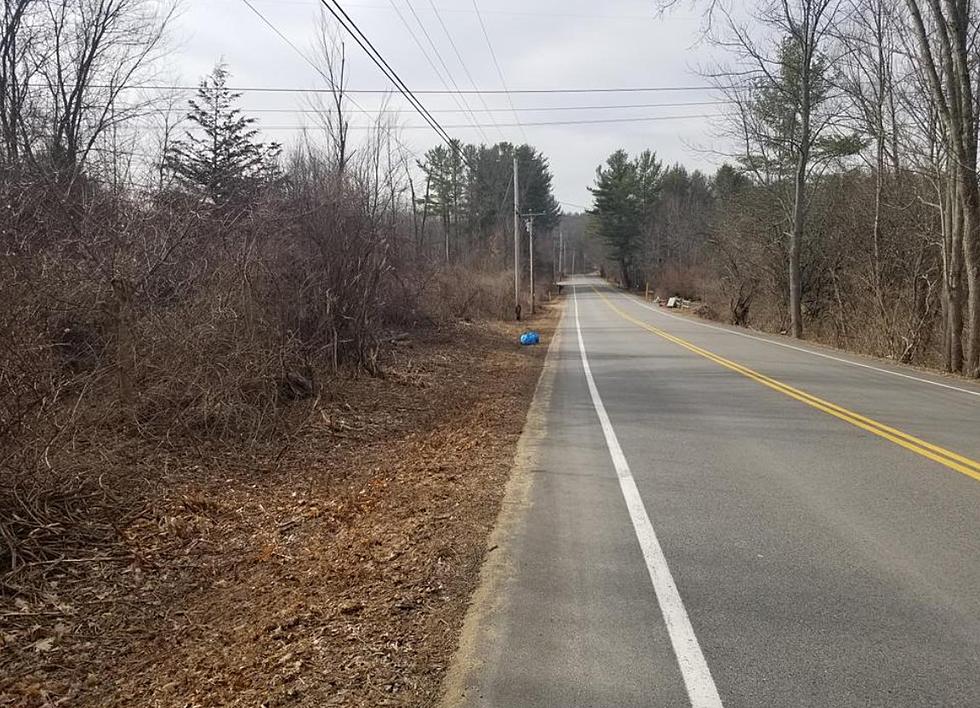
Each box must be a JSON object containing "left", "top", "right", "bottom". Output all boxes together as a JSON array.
[{"left": 513, "top": 156, "right": 521, "bottom": 320}]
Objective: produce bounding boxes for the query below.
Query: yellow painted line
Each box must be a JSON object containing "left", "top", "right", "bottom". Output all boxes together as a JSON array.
[{"left": 592, "top": 287, "right": 980, "bottom": 483}]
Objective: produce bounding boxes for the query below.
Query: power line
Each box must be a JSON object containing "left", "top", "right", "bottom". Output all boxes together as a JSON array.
[
  {"left": 90, "top": 83, "right": 721, "bottom": 95},
  {"left": 477, "top": 112, "right": 720, "bottom": 127},
  {"left": 365, "top": 85, "right": 718, "bottom": 94},
  {"left": 222, "top": 0, "right": 667, "bottom": 20},
  {"left": 241, "top": 100, "right": 730, "bottom": 114},
  {"left": 316, "top": 0, "right": 464, "bottom": 157},
  {"left": 470, "top": 0, "right": 527, "bottom": 142},
  {"left": 237, "top": 0, "right": 421, "bottom": 160},
  {"left": 155, "top": 112, "right": 722, "bottom": 130},
  {"left": 402, "top": 0, "right": 491, "bottom": 143},
  {"left": 426, "top": 0, "right": 506, "bottom": 142},
  {"left": 387, "top": 0, "right": 489, "bottom": 143}
]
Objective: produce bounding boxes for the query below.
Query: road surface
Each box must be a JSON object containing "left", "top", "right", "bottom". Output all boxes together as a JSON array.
[{"left": 442, "top": 277, "right": 980, "bottom": 708}]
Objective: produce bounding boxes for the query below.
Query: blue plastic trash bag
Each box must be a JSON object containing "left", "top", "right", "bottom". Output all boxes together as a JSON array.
[{"left": 520, "top": 330, "right": 540, "bottom": 346}]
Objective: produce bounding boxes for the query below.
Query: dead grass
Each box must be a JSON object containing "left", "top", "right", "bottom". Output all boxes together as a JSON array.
[{"left": 0, "top": 305, "right": 560, "bottom": 707}]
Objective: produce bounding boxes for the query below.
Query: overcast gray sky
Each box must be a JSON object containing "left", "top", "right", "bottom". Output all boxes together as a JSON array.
[{"left": 171, "top": 0, "right": 726, "bottom": 209}]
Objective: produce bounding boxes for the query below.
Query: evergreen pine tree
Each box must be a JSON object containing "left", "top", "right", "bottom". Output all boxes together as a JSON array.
[
  {"left": 588, "top": 149, "right": 662, "bottom": 289},
  {"left": 165, "top": 64, "right": 281, "bottom": 204}
]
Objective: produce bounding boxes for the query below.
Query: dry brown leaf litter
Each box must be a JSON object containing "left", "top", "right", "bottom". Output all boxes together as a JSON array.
[{"left": 0, "top": 308, "right": 557, "bottom": 707}]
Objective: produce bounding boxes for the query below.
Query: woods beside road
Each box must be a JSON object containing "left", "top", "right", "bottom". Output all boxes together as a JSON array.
[{"left": 585, "top": 0, "right": 980, "bottom": 380}]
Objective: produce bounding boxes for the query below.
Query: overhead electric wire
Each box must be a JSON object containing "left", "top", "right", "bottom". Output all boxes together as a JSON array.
[
  {"left": 219, "top": 0, "right": 670, "bottom": 20},
  {"left": 241, "top": 0, "right": 472, "bottom": 164},
  {"left": 401, "top": 0, "right": 492, "bottom": 143},
  {"left": 429, "top": 113, "right": 721, "bottom": 128},
  {"left": 387, "top": 0, "right": 489, "bottom": 143},
  {"left": 470, "top": 0, "right": 527, "bottom": 142},
  {"left": 238, "top": 0, "right": 422, "bottom": 160},
  {"left": 157, "top": 112, "right": 722, "bottom": 130},
  {"left": 83, "top": 82, "right": 720, "bottom": 95},
  {"left": 316, "top": 0, "right": 446, "bottom": 142},
  {"left": 426, "top": 0, "right": 506, "bottom": 141},
  {"left": 394, "top": 85, "right": 717, "bottom": 94},
  {"left": 242, "top": 100, "right": 730, "bottom": 114},
  {"left": 316, "top": 0, "right": 466, "bottom": 159}
]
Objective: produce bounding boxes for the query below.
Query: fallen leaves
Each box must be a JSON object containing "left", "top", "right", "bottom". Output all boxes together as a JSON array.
[
  {"left": 29, "top": 637, "right": 55, "bottom": 653},
  {"left": 0, "top": 310, "right": 557, "bottom": 707}
]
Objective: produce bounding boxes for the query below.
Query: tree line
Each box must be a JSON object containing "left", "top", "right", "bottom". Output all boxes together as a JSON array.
[
  {"left": 418, "top": 140, "right": 560, "bottom": 267},
  {"left": 590, "top": 0, "right": 980, "bottom": 377}
]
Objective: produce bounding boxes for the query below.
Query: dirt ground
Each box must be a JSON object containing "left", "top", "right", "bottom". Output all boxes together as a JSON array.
[{"left": 0, "top": 304, "right": 559, "bottom": 707}]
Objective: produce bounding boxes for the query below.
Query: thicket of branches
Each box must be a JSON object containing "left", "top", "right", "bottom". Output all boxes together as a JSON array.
[
  {"left": 0, "top": 5, "right": 558, "bottom": 585},
  {"left": 591, "top": 0, "right": 980, "bottom": 376}
]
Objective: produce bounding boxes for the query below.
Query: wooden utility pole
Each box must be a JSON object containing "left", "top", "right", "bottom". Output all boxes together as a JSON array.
[
  {"left": 513, "top": 156, "right": 521, "bottom": 320},
  {"left": 528, "top": 217, "right": 535, "bottom": 315},
  {"left": 522, "top": 211, "right": 547, "bottom": 315},
  {"left": 559, "top": 228, "right": 564, "bottom": 276},
  {"left": 552, "top": 229, "right": 558, "bottom": 285}
]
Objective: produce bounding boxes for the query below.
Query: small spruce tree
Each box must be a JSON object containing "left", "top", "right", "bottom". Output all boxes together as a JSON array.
[{"left": 165, "top": 64, "right": 281, "bottom": 204}]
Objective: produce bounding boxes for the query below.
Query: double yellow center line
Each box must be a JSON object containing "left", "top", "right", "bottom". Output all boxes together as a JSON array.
[{"left": 593, "top": 288, "right": 980, "bottom": 483}]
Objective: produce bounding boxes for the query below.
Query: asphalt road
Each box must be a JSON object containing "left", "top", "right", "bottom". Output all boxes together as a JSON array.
[{"left": 441, "top": 277, "right": 980, "bottom": 708}]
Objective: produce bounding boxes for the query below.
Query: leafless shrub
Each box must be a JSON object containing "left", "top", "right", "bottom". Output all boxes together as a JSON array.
[
  {"left": 420, "top": 266, "right": 513, "bottom": 322},
  {"left": 652, "top": 264, "right": 711, "bottom": 301},
  {"left": 0, "top": 149, "right": 412, "bottom": 577}
]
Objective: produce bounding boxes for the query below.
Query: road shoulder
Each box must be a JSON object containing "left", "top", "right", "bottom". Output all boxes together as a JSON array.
[{"left": 437, "top": 305, "right": 565, "bottom": 707}]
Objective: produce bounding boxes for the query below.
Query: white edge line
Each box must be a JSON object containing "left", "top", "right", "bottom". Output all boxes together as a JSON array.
[
  {"left": 620, "top": 289, "right": 980, "bottom": 399},
  {"left": 573, "top": 288, "right": 723, "bottom": 708}
]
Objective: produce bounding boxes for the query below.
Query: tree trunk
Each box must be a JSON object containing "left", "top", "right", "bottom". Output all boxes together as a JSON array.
[
  {"left": 961, "top": 177, "right": 980, "bottom": 376},
  {"left": 790, "top": 153, "right": 805, "bottom": 338},
  {"left": 964, "top": 261, "right": 980, "bottom": 376},
  {"left": 790, "top": 41, "right": 812, "bottom": 340},
  {"left": 620, "top": 258, "right": 632, "bottom": 290},
  {"left": 947, "top": 183, "right": 964, "bottom": 372}
]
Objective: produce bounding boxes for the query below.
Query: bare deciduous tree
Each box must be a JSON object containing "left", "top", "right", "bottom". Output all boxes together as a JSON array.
[
  {"left": 901, "top": 0, "right": 980, "bottom": 375},
  {"left": 703, "top": 0, "right": 857, "bottom": 337}
]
